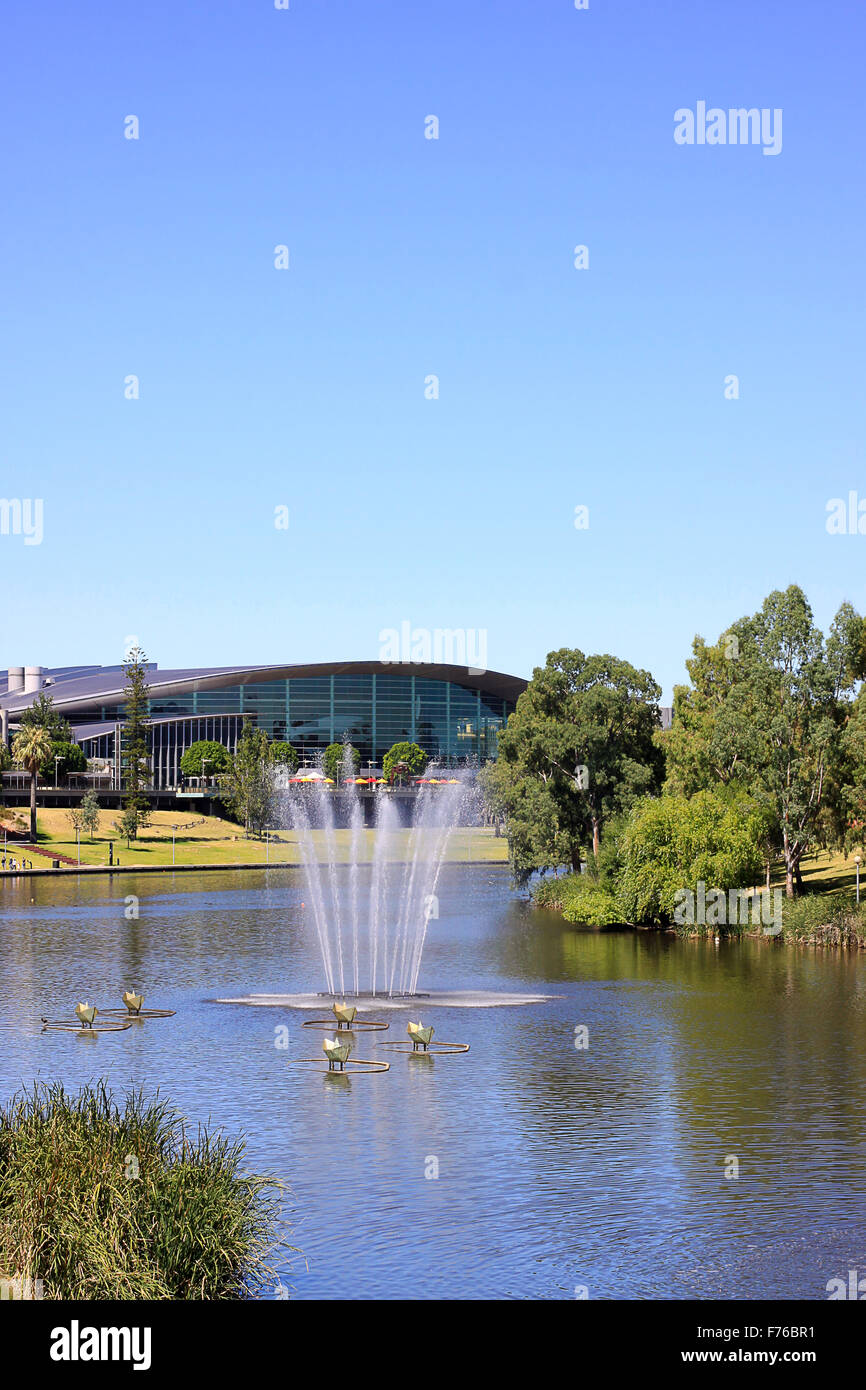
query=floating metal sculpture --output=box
[379,1021,470,1056]
[287,1033,390,1075]
[41,1002,132,1034]
[102,989,175,1020]
[302,1000,389,1033]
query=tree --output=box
[20,692,72,741]
[179,740,232,779]
[11,725,53,839]
[665,587,859,897]
[269,741,299,774]
[323,742,361,782]
[40,740,87,784]
[80,790,101,839]
[113,806,143,849]
[493,650,664,869]
[616,790,767,926]
[119,647,151,840]
[383,742,428,783]
[478,756,575,886]
[69,791,101,845]
[222,727,273,837]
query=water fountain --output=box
[280,749,470,1000]
[219,752,553,1013]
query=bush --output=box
[39,740,87,782]
[533,873,623,926]
[323,742,360,782]
[383,741,428,782]
[0,1081,288,1299]
[782,890,866,944]
[180,740,232,778]
[616,791,765,926]
[269,741,299,773]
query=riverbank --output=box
[532,851,866,948]
[0,810,508,875]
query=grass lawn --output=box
[1,807,509,869]
[783,846,865,896]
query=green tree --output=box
[20,692,72,741]
[323,742,361,781]
[40,740,87,784]
[69,792,100,842]
[494,649,664,868]
[11,725,53,839]
[80,790,101,839]
[383,742,428,783]
[616,790,767,926]
[222,727,273,837]
[119,647,152,840]
[665,587,859,896]
[269,741,299,774]
[113,806,144,850]
[479,756,575,886]
[179,739,232,779]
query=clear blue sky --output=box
[2,0,863,701]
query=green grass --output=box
[1,808,508,869]
[0,1081,290,1299]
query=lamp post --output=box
[54,755,61,789]
[171,824,178,866]
[856,854,861,906]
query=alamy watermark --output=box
[0,498,43,545]
[674,882,783,935]
[674,103,782,157]
[379,622,488,675]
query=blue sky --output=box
[1,0,863,700]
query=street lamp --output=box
[856,854,861,906]
[54,755,61,789]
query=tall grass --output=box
[782,890,866,945]
[0,1080,289,1299]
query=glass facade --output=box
[78,673,515,785]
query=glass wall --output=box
[82,673,516,771]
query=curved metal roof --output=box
[2,661,527,715]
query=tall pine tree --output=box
[120,646,152,839]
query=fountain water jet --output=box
[280,759,472,998]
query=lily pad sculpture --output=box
[41,1003,132,1034]
[322,1036,353,1071]
[102,990,176,1020]
[407,1021,435,1051]
[379,1022,470,1056]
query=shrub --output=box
[179,740,232,779]
[533,872,623,926]
[323,742,360,782]
[0,1081,289,1299]
[269,741,299,773]
[782,890,866,944]
[616,791,765,926]
[383,741,428,782]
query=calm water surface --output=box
[1,866,865,1300]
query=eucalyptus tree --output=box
[492,649,664,871]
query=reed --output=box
[0,1080,290,1299]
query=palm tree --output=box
[11,726,52,841]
